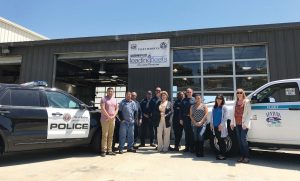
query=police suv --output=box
[0,81,101,156]
[208,78,300,154]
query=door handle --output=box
[0,110,10,114]
[52,112,63,116]
[289,108,300,110]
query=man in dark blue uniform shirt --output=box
[180,88,195,152]
[139,90,154,147]
[173,91,185,151]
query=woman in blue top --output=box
[210,94,229,160]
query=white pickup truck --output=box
[207,78,300,154]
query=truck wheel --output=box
[90,129,101,154]
[210,135,233,154]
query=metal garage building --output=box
[0,22,300,104]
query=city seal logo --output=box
[266,111,282,127]
[160,42,167,49]
[131,43,137,50]
[63,113,72,122]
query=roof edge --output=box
[0,17,49,40]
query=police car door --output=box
[0,88,48,151]
[248,82,300,145]
[44,90,90,146]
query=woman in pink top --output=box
[100,87,118,157]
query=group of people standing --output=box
[99,87,251,163]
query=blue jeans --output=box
[119,121,135,151]
[192,125,205,142]
[235,125,249,158]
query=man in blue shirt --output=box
[131,92,142,149]
[118,91,138,153]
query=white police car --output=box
[208,78,300,154]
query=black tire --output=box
[90,129,101,154]
[209,120,238,157]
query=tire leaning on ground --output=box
[90,129,101,154]
[209,119,238,156]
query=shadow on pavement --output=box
[246,149,300,171]
[0,146,98,167]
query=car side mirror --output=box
[79,103,87,110]
[89,101,95,107]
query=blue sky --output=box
[1,0,300,39]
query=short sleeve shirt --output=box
[100,96,118,121]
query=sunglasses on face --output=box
[187,92,192,93]
[236,92,243,94]
[155,90,161,92]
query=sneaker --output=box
[119,150,124,154]
[107,152,116,156]
[127,149,137,153]
[133,145,139,149]
[100,152,106,157]
[174,147,180,152]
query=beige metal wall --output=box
[0,17,48,43]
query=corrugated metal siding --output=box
[128,68,171,101]
[2,24,300,91]
[0,20,46,43]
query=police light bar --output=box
[21,81,48,87]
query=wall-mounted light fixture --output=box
[98,62,106,74]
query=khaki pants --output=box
[157,119,171,152]
[101,119,115,152]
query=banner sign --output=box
[128,39,170,68]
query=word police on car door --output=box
[47,108,90,139]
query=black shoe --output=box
[196,153,204,157]
[100,152,106,157]
[119,150,124,154]
[150,143,156,147]
[216,155,226,160]
[107,152,116,156]
[242,158,250,163]
[174,147,180,152]
[112,147,118,152]
[183,148,190,152]
[127,149,137,153]
[138,144,146,147]
[168,146,175,151]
